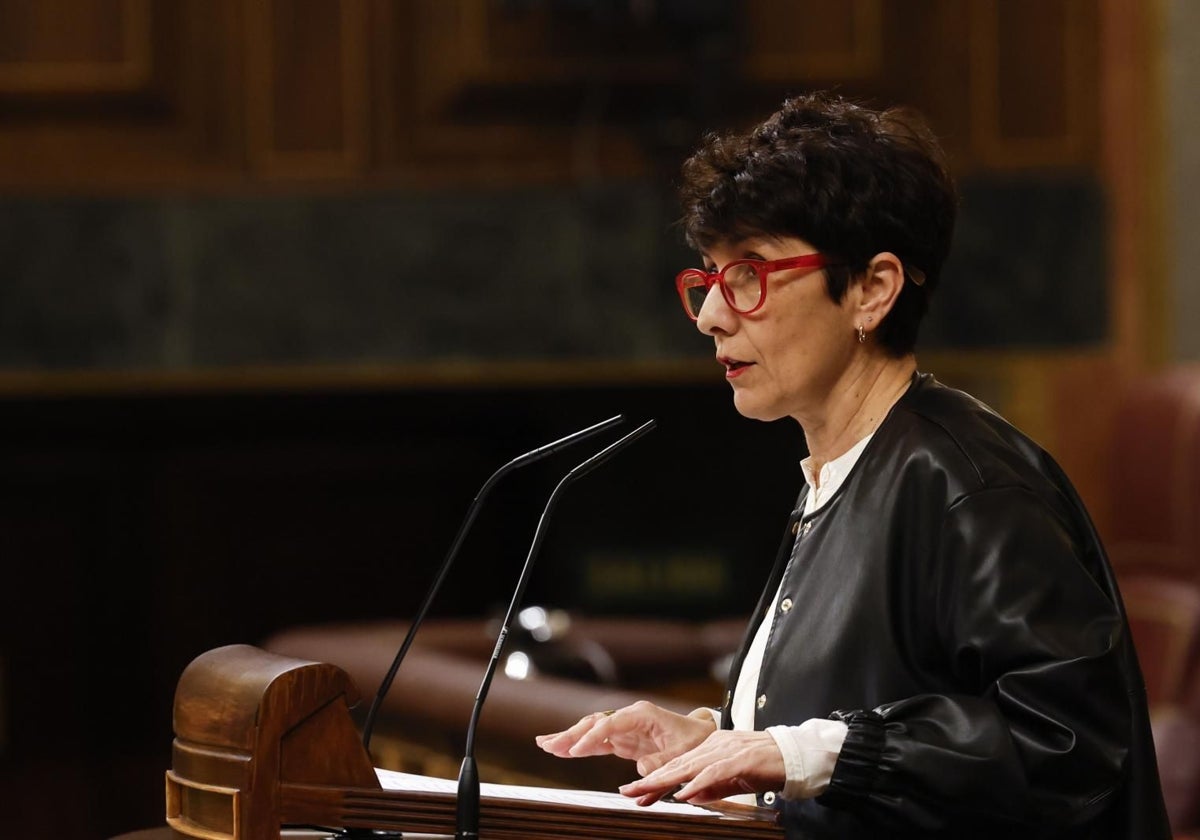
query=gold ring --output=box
[600,709,616,717]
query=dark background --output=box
[0,377,806,836]
[0,0,1159,837]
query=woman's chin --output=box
[731,394,785,423]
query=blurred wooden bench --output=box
[261,613,746,791]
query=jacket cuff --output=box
[817,709,886,809]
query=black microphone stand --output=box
[336,415,625,840]
[455,419,656,840]
[359,414,625,753]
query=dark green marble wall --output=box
[0,175,1105,371]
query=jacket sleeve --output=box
[817,485,1133,831]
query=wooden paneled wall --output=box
[0,5,1169,838]
[0,0,1162,525]
[0,4,1164,539]
[0,0,1107,185]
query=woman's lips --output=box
[719,357,753,379]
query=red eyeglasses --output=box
[675,253,835,320]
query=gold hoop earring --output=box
[857,324,866,343]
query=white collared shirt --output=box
[725,433,873,801]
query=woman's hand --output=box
[617,729,786,806]
[535,701,716,776]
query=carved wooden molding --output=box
[245,0,370,179]
[0,0,153,93]
[375,0,889,182]
[969,0,1095,168]
[745,0,882,81]
[367,0,646,182]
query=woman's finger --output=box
[620,730,785,806]
[535,710,612,757]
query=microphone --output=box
[359,414,626,754]
[455,418,657,840]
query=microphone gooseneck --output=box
[359,414,625,754]
[455,418,657,840]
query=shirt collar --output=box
[800,432,874,513]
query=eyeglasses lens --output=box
[724,263,762,312]
[684,282,709,319]
[680,262,766,318]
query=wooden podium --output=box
[166,644,784,840]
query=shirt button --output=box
[780,597,793,613]
[756,694,767,709]
[763,791,777,805]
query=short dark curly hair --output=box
[677,91,958,356]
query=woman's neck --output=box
[800,356,916,481]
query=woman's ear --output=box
[857,252,905,335]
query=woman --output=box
[535,92,1170,838]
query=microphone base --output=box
[455,754,481,840]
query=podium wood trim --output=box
[167,644,783,840]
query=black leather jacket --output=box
[721,373,1170,839]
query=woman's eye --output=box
[726,265,756,286]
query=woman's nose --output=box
[695,283,733,336]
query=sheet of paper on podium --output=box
[376,768,778,821]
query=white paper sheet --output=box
[375,768,725,818]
